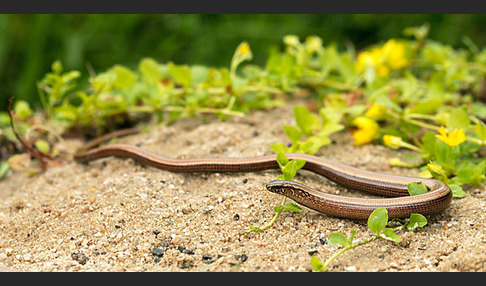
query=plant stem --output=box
[321,236,379,271]
[246,197,287,233]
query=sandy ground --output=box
[0,102,485,272]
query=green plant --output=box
[310,207,428,272]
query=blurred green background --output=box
[1,14,486,111]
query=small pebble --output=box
[152,247,165,257]
[319,237,327,245]
[233,214,240,221]
[202,206,214,213]
[71,252,89,265]
[310,241,317,248]
[202,254,213,260]
[157,241,169,249]
[308,250,318,256]
[242,178,248,184]
[235,254,248,262]
[182,248,195,255]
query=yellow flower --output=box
[365,103,387,120]
[356,48,390,78]
[283,35,300,47]
[435,126,466,147]
[237,42,251,57]
[383,135,403,149]
[352,116,380,145]
[356,39,408,78]
[382,39,408,70]
[305,35,323,54]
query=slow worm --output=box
[74,138,451,219]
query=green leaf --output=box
[420,131,437,160]
[446,107,470,132]
[449,184,466,198]
[276,152,289,167]
[111,65,136,90]
[406,99,442,115]
[282,203,303,213]
[51,60,63,74]
[283,125,302,144]
[293,105,322,136]
[367,207,388,234]
[347,229,357,245]
[327,233,348,247]
[271,143,289,154]
[300,136,330,155]
[273,205,283,212]
[475,121,486,142]
[407,213,428,231]
[434,140,460,170]
[382,228,402,242]
[310,256,325,272]
[456,168,485,186]
[139,57,163,84]
[14,100,33,121]
[168,62,192,87]
[407,182,428,196]
[190,65,209,85]
[34,139,51,155]
[281,159,306,181]
[0,161,9,180]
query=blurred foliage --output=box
[2,14,486,111]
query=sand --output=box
[0,102,485,272]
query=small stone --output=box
[242,178,248,184]
[202,254,213,260]
[182,248,195,255]
[240,254,248,262]
[308,250,318,256]
[152,247,165,257]
[319,237,327,245]
[233,214,240,221]
[177,245,186,252]
[71,252,89,265]
[157,241,169,249]
[201,206,214,213]
[310,241,317,248]
[5,248,13,256]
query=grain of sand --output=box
[0,102,485,272]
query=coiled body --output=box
[74,143,451,219]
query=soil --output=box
[0,102,485,272]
